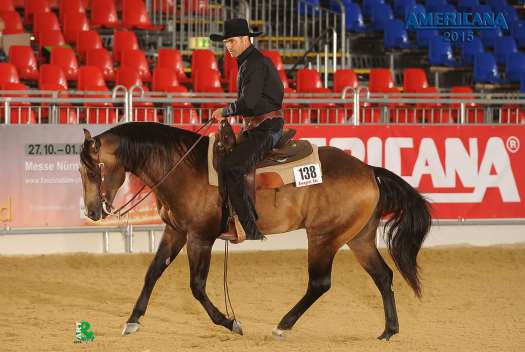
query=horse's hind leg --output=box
[274,239,338,337]
[186,236,241,334]
[348,218,399,341]
[123,224,187,335]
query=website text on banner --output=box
[0,125,523,228]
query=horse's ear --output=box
[83,128,93,142]
[83,128,99,153]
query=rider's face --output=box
[223,36,249,58]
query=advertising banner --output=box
[293,124,525,219]
[1,124,523,228]
[0,125,160,228]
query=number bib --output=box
[293,163,323,187]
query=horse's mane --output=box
[97,122,209,173]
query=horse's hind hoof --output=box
[232,320,243,335]
[272,327,285,340]
[377,328,398,341]
[122,322,141,336]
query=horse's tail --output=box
[373,166,431,298]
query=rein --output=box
[94,119,238,322]
[97,120,214,218]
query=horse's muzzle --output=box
[87,209,102,221]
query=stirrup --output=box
[218,232,238,241]
[218,215,246,244]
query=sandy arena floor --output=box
[1,246,524,352]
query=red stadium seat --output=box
[280,69,302,123]
[368,68,400,93]
[332,69,358,120]
[412,86,448,123]
[122,0,163,30]
[157,48,190,84]
[500,105,525,124]
[39,29,65,50]
[172,108,199,124]
[152,67,193,121]
[116,66,148,89]
[78,66,109,90]
[8,45,39,80]
[278,70,293,92]
[296,68,331,93]
[37,64,76,123]
[228,63,238,92]
[0,63,20,85]
[367,69,402,120]
[333,69,358,93]
[449,86,484,123]
[192,67,223,92]
[24,0,51,24]
[154,0,208,15]
[184,0,209,14]
[262,50,284,71]
[78,66,116,123]
[112,31,139,62]
[38,64,67,90]
[1,11,24,34]
[86,48,115,81]
[403,68,431,93]
[117,67,156,121]
[296,69,339,123]
[191,49,218,77]
[59,0,85,22]
[85,107,118,124]
[91,0,119,28]
[152,67,180,91]
[192,67,222,121]
[33,12,60,41]
[121,49,152,82]
[50,47,79,80]
[223,50,237,83]
[153,0,174,13]
[63,12,90,44]
[77,30,103,61]
[283,107,310,124]
[191,50,221,106]
[0,0,15,12]
[0,82,36,124]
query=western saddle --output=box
[213,120,313,242]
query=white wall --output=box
[0,224,524,255]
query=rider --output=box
[210,18,285,241]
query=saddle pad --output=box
[208,134,321,187]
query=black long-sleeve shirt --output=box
[222,45,284,117]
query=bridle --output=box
[91,120,214,218]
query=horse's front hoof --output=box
[122,322,141,336]
[377,327,398,341]
[272,327,285,340]
[232,320,243,335]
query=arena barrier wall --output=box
[1,124,524,227]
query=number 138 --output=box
[299,166,317,180]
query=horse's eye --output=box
[86,169,97,179]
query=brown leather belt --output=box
[243,110,283,130]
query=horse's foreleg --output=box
[123,225,187,335]
[348,223,399,341]
[274,241,337,337]
[186,236,241,334]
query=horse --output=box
[79,122,431,340]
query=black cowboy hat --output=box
[210,18,263,42]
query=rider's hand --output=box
[212,108,226,122]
